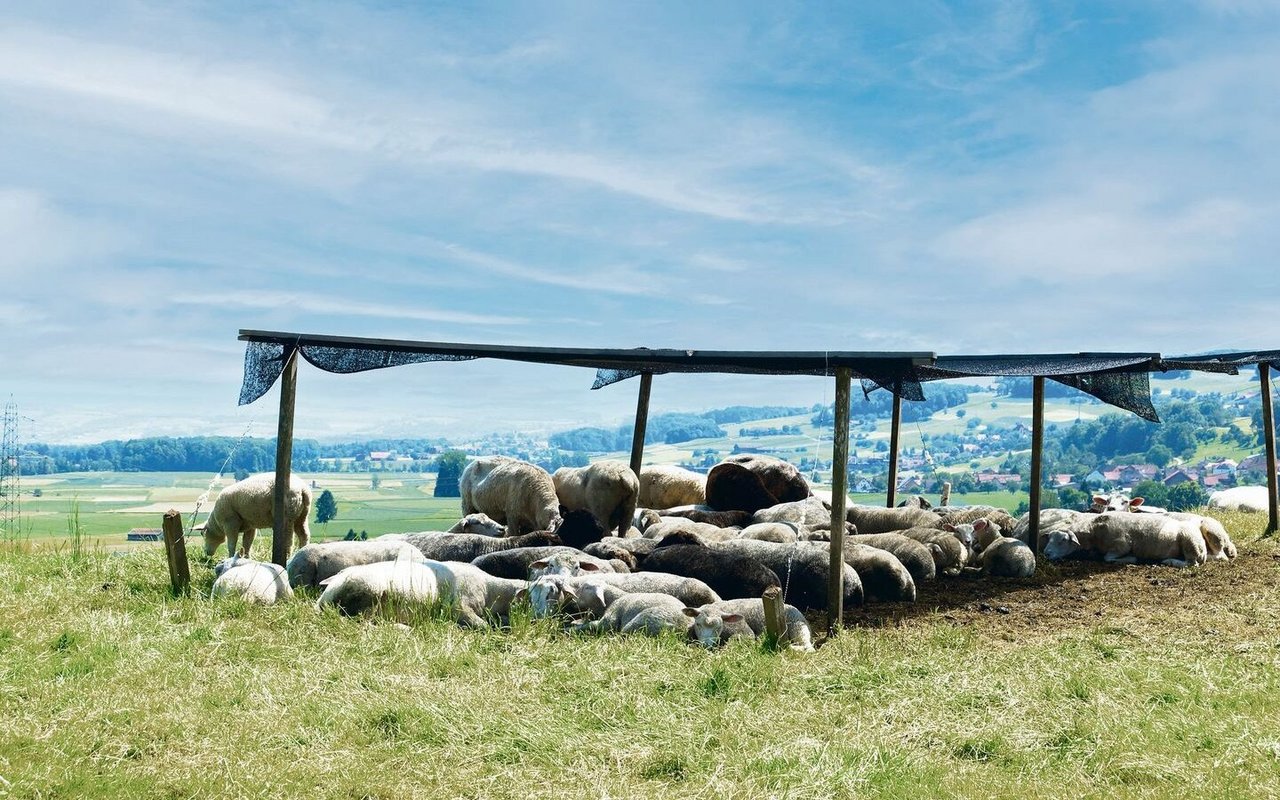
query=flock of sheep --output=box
[198,454,1241,650]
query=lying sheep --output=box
[736,522,803,543]
[422,560,528,628]
[574,592,693,637]
[710,539,863,612]
[967,520,1035,578]
[897,527,969,575]
[1010,508,1095,550]
[553,461,639,538]
[847,533,937,585]
[1208,485,1271,513]
[202,472,312,560]
[684,598,814,652]
[470,546,623,580]
[720,454,811,503]
[584,536,660,562]
[751,497,838,534]
[643,518,739,542]
[551,508,607,551]
[934,505,1018,534]
[400,530,563,563]
[639,465,707,508]
[526,574,626,619]
[1044,513,1208,567]
[316,559,438,619]
[446,513,506,537]
[286,540,424,589]
[460,456,562,536]
[650,505,753,529]
[528,551,612,579]
[818,541,917,602]
[845,504,941,535]
[210,558,294,604]
[1165,512,1237,560]
[639,542,781,601]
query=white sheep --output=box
[683,598,814,652]
[553,460,640,538]
[1208,486,1271,513]
[638,465,707,508]
[967,519,1035,578]
[422,560,529,628]
[316,559,439,619]
[446,513,507,537]
[210,557,294,604]
[286,540,424,589]
[643,518,738,542]
[1044,513,1208,567]
[201,472,312,560]
[460,456,562,536]
[573,592,692,637]
[528,571,722,619]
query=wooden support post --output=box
[886,392,902,508]
[272,346,299,568]
[761,585,785,649]
[162,509,190,596]
[629,372,653,478]
[828,367,852,637]
[1029,376,1045,552]
[940,481,952,507]
[1261,363,1278,536]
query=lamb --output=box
[817,541,917,602]
[896,527,969,575]
[845,504,941,535]
[286,540,424,589]
[316,559,438,619]
[639,465,707,508]
[639,542,781,600]
[470,546,623,580]
[400,530,563,563]
[201,472,312,560]
[684,598,814,652]
[210,557,294,604]
[967,519,1035,578]
[574,592,693,637]
[526,574,628,619]
[709,539,863,612]
[1165,513,1237,560]
[553,460,639,538]
[422,560,528,628]
[446,513,506,537]
[460,456,562,536]
[528,551,613,579]
[1043,513,1208,567]
[847,533,937,585]
[1208,485,1271,513]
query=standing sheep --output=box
[553,461,640,538]
[201,472,312,560]
[460,456,562,536]
[639,465,707,508]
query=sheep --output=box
[896,527,969,575]
[210,558,294,604]
[446,513,506,537]
[736,522,802,543]
[751,497,839,534]
[639,465,707,508]
[574,592,693,637]
[316,559,439,619]
[470,546,623,580]
[709,539,863,611]
[649,505,753,529]
[1165,512,1237,560]
[400,530,563,563]
[553,461,639,538]
[526,574,628,619]
[589,571,721,608]
[550,508,607,551]
[845,504,942,535]
[421,560,528,628]
[847,533,938,585]
[896,495,933,509]
[817,541,917,602]
[684,598,814,652]
[967,519,1035,578]
[705,462,784,513]
[1010,508,1095,550]
[528,551,614,579]
[1044,513,1208,567]
[286,540,424,589]
[460,456,562,536]
[584,536,658,562]
[933,505,1018,534]
[634,508,663,533]
[1208,485,1271,513]
[201,472,312,560]
[720,454,811,503]
[643,518,739,542]
[638,542,781,601]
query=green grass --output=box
[1,510,1277,798]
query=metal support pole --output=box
[886,392,902,508]
[272,346,299,567]
[629,372,653,478]
[1029,376,1045,551]
[1260,363,1278,536]
[828,367,852,636]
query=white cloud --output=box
[174,291,528,326]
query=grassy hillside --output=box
[0,512,1276,798]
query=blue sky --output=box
[2,1,1277,443]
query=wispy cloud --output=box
[175,291,528,326]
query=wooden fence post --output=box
[272,346,299,567]
[162,509,190,596]
[629,372,653,478]
[761,585,785,649]
[1029,376,1045,551]
[886,392,902,508]
[828,367,852,637]
[1260,363,1278,536]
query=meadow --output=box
[0,504,1277,798]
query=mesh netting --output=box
[1164,350,1280,374]
[592,359,929,400]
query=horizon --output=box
[4,2,1279,444]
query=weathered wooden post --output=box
[272,346,299,568]
[162,508,190,596]
[828,367,852,636]
[1028,376,1046,551]
[761,585,786,649]
[1260,363,1278,536]
[886,392,902,508]
[940,480,952,507]
[629,372,653,478]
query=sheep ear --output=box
[514,588,527,601]
[1130,497,1145,508]
[592,585,606,606]
[974,519,988,531]
[561,584,578,600]
[929,543,944,559]
[682,607,700,618]
[529,560,548,570]
[943,524,956,532]
[318,575,339,588]
[722,614,744,624]
[577,562,600,572]
[1092,495,1107,506]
